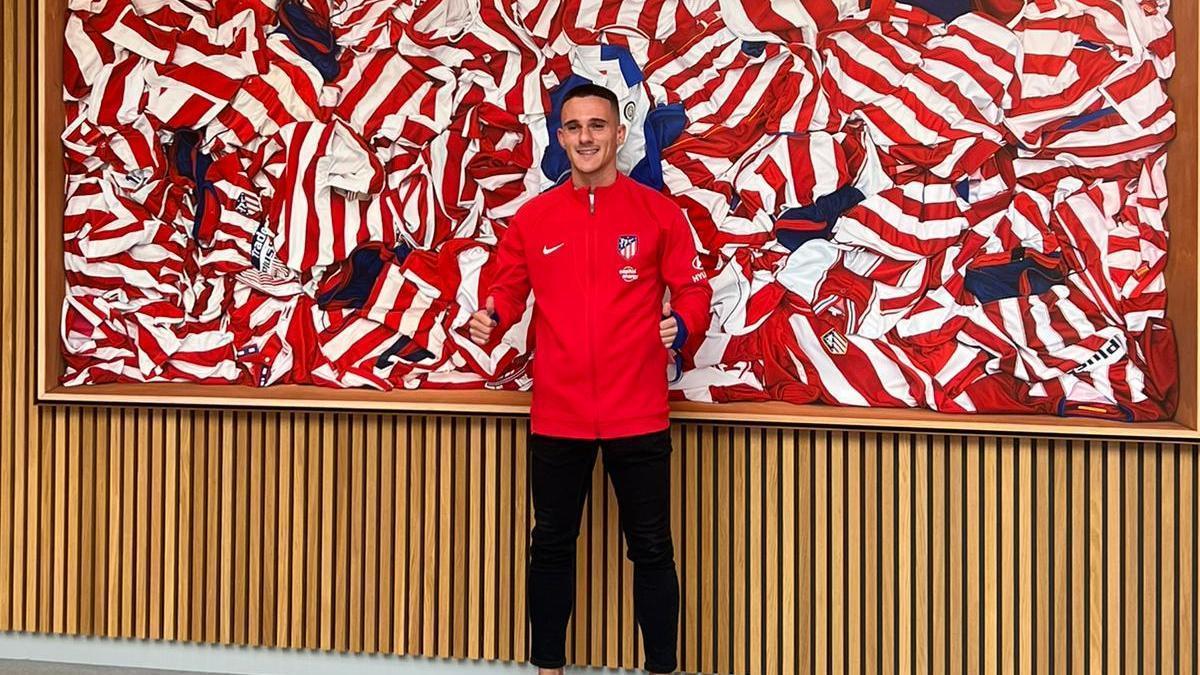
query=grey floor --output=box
[0,662,227,675]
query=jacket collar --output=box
[567,172,626,205]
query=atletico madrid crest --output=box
[618,235,638,260]
[821,329,849,356]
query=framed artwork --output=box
[37,0,1200,439]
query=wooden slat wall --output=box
[0,412,1198,675]
[4,5,1200,675]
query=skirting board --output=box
[0,634,632,675]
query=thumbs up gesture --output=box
[469,296,499,346]
[659,300,678,349]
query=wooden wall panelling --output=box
[2,408,1197,674]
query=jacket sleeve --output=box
[485,211,532,336]
[660,206,712,356]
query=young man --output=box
[467,83,712,674]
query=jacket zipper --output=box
[586,186,599,436]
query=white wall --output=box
[0,634,633,675]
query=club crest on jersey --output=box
[618,235,638,260]
[623,101,636,121]
[619,265,638,282]
[234,191,261,217]
[821,329,849,355]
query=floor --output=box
[0,662,224,675]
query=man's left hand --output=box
[659,301,677,349]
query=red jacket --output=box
[487,173,713,439]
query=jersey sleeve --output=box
[660,206,713,355]
[485,211,532,336]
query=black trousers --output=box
[527,427,680,673]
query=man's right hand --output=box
[468,295,499,346]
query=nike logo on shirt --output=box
[543,243,565,255]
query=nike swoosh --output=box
[543,243,565,255]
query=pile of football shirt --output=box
[61,0,1179,421]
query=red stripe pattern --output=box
[59,0,1179,419]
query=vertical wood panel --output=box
[467,418,482,660]
[879,434,896,675]
[1018,439,1034,675]
[679,424,695,670]
[52,409,66,634]
[862,434,878,675]
[421,419,437,655]
[290,415,306,647]
[512,418,529,663]
[381,417,399,654]
[1144,445,1159,675]
[0,0,15,631]
[66,408,80,635]
[965,438,981,675]
[1087,442,1103,675]
[999,438,1015,675]
[218,415,233,644]
[163,411,177,642]
[123,413,136,638]
[765,429,779,675]
[260,414,276,648]
[947,438,964,675]
[717,427,733,675]
[1052,439,1067,675]
[701,425,717,674]
[1036,440,1052,675]
[1105,442,1122,675]
[452,418,468,659]
[411,417,428,655]
[846,433,862,675]
[180,415,193,640]
[93,411,109,636]
[913,436,930,675]
[346,416,363,653]
[496,419,512,661]
[814,430,830,675]
[912,432,931,672]
[931,437,947,675]
[831,432,846,675]
[481,419,495,661]
[1160,445,1176,675]
[1179,448,1195,675]
[303,418,319,648]
[783,431,799,675]
[1125,446,1141,675]
[982,436,998,675]
[1069,441,1085,675]
[321,415,336,652]
[749,428,764,675]
[733,428,747,673]
[896,434,913,675]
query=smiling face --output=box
[557,94,626,187]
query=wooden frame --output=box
[35,0,1200,440]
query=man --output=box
[468,83,712,674]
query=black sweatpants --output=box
[526,427,679,673]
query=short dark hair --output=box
[562,83,620,117]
